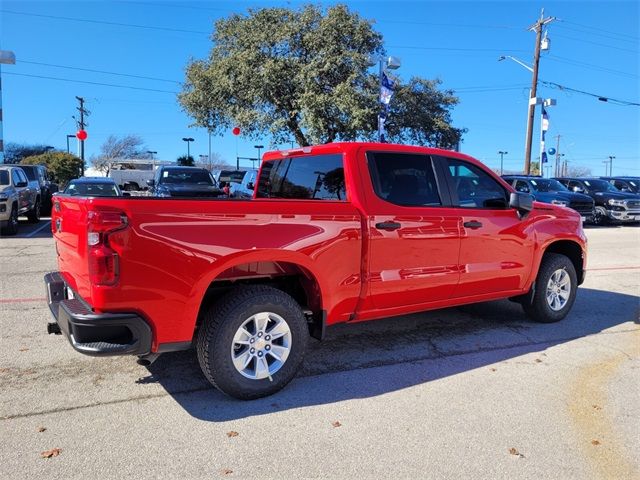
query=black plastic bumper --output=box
[44,272,152,357]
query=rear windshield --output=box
[19,166,37,180]
[160,169,214,185]
[256,154,345,200]
[66,182,120,197]
[0,170,9,185]
[219,170,247,184]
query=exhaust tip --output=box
[137,353,160,366]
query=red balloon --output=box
[76,130,88,141]
[232,127,241,136]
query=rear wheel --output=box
[523,253,577,323]
[2,204,19,236]
[197,285,308,400]
[27,198,41,223]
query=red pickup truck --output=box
[46,142,587,399]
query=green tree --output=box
[179,4,464,148]
[177,155,195,166]
[21,152,83,187]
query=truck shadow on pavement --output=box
[142,287,639,422]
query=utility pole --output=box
[75,96,89,175]
[523,9,556,175]
[608,155,615,176]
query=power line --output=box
[388,44,529,53]
[551,33,639,54]
[2,9,209,34]
[540,80,640,106]
[558,19,639,41]
[555,23,639,44]
[20,60,182,84]
[4,72,179,94]
[545,55,639,79]
[380,20,518,30]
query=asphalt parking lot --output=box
[1,220,638,479]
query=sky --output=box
[1,0,638,176]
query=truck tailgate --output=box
[51,196,91,301]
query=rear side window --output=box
[367,152,441,206]
[20,166,37,181]
[256,154,345,200]
[446,158,508,208]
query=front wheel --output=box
[1,205,19,235]
[591,206,608,226]
[523,253,578,323]
[197,285,309,400]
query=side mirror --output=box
[509,192,534,216]
[146,179,155,187]
[246,182,254,190]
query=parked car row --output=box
[501,175,640,226]
[0,164,59,236]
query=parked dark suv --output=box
[147,166,223,198]
[600,176,640,194]
[17,164,59,216]
[554,177,640,225]
[502,175,595,222]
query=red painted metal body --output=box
[51,143,587,352]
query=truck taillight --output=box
[87,210,128,286]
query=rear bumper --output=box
[44,272,152,356]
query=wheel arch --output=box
[192,253,327,340]
[540,239,585,286]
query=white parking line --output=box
[25,220,52,238]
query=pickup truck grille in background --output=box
[626,200,640,210]
[569,201,594,215]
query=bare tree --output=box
[566,165,592,177]
[91,134,151,173]
[195,152,233,172]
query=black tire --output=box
[197,285,309,400]
[2,204,19,236]
[592,206,608,226]
[523,253,577,323]
[27,197,41,223]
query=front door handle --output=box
[463,220,483,229]
[375,221,402,231]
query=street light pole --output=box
[182,137,194,158]
[66,134,75,154]
[254,144,264,169]
[498,151,508,175]
[608,155,615,176]
[0,49,16,164]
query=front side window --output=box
[515,180,530,193]
[256,154,345,200]
[12,170,23,185]
[367,152,441,206]
[446,158,508,208]
[0,170,10,185]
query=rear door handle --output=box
[375,221,402,231]
[463,220,483,229]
